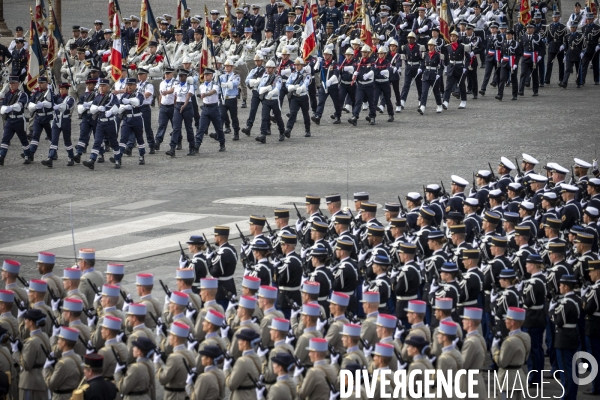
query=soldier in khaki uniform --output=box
[12,309,50,400]
[435,321,464,400]
[257,286,284,349]
[399,300,431,362]
[491,307,531,400]
[228,296,261,359]
[0,326,18,400]
[159,291,194,356]
[370,314,402,372]
[224,328,262,400]
[186,345,225,400]
[59,298,90,358]
[294,303,323,368]
[260,317,294,386]
[98,315,128,381]
[42,327,83,400]
[296,337,337,400]
[194,278,224,342]
[226,277,263,331]
[369,343,397,400]
[459,307,486,398]
[115,336,156,400]
[21,280,53,338]
[194,309,228,374]
[430,298,463,358]
[155,322,196,400]
[35,252,65,304]
[359,292,380,348]
[174,268,203,315]
[260,352,296,400]
[404,336,434,395]
[326,292,350,356]
[60,268,89,325]
[125,303,156,364]
[2,260,28,318]
[0,290,19,344]
[90,284,125,350]
[290,282,326,338]
[99,264,130,312]
[77,249,104,307]
[340,323,368,370]
[135,274,161,331]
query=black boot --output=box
[41,158,53,168]
[67,158,74,166]
[304,131,311,137]
[165,146,176,157]
[124,147,132,156]
[241,100,247,108]
[114,159,121,169]
[370,117,376,125]
[255,135,266,144]
[224,125,231,134]
[284,129,291,138]
[279,134,285,142]
[311,116,320,125]
[0,156,4,166]
[139,156,145,165]
[73,154,81,163]
[365,115,371,122]
[23,155,33,164]
[242,127,251,136]
[187,146,196,156]
[219,144,226,152]
[149,146,156,154]
[387,115,394,122]
[233,133,240,141]
[83,159,95,170]
[97,154,105,163]
[333,117,341,124]
[176,142,183,150]
[348,116,357,126]
[154,143,161,151]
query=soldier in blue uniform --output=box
[0,76,30,166]
[348,45,376,126]
[496,29,521,100]
[41,83,76,168]
[443,31,469,110]
[284,57,312,139]
[273,3,289,40]
[255,60,285,144]
[419,39,443,114]
[518,23,542,96]
[219,60,241,141]
[82,78,120,170]
[195,69,226,153]
[324,0,343,30]
[27,77,55,159]
[479,22,503,96]
[167,69,195,157]
[400,32,424,111]
[112,78,146,168]
[311,48,341,125]
[74,78,98,163]
[208,226,238,310]
[545,11,567,85]
[560,22,585,88]
[580,12,600,86]
[242,54,266,137]
[10,38,28,83]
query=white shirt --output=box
[173,80,194,103]
[159,79,176,105]
[138,79,154,106]
[113,78,127,99]
[198,81,219,105]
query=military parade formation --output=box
[1,0,600,167]
[0,153,598,399]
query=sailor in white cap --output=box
[515,153,539,185]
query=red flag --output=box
[439,0,452,43]
[47,2,59,66]
[199,6,214,79]
[359,2,372,49]
[352,0,362,22]
[137,0,152,53]
[520,0,532,25]
[110,13,123,81]
[34,0,45,36]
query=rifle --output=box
[203,233,215,253]
[17,276,29,289]
[79,336,96,353]
[247,373,264,391]
[149,312,168,337]
[440,181,449,200]
[236,224,250,246]
[159,280,172,297]
[41,345,53,361]
[47,312,61,329]
[570,166,575,185]
[82,307,97,321]
[515,157,523,178]
[325,376,337,394]
[120,290,132,304]
[347,209,362,230]
[422,185,429,206]
[179,241,190,262]
[13,298,26,311]
[397,196,408,217]
[488,162,498,182]
[47,287,59,303]
[472,172,478,191]
[87,279,101,296]
[111,346,125,369]
[265,219,276,238]
[293,203,306,222]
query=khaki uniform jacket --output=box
[140,295,162,330]
[325,316,349,356]
[359,313,379,348]
[227,308,264,333]
[160,315,194,356]
[407,355,434,396]
[189,366,225,400]
[20,302,53,339]
[459,331,486,399]
[14,331,51,391]
[6,283,28,318]
[297,361,337,400]
[195,333,228,373]
[193,301,224,342]
[126,325,156,364]
[400,323,432,362]
[492,330,531,396]
[43,351,83,400]
[371,367,396,400]
[435,346,464,400]
[91,308,125,350]
[262,341,295,384]
[340,347,369,370]
[229,320,261,359]
[99,340,129,380]
[0,312,19,342]
[79,269,104,306]
[267,376,297,400]
[116,357,156,400]
[225,351,261,400]
[49,320,90,359]
[42,273,66,305]
[291,303,326,338]
[259,308,284,349]
[369,337,401,373]
[157,347,196,400]
[295,329,322,368]
[60,291,89,324]
[0,345,18,400]
[431,318,463,358]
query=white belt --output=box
[449,60,464,64]
[528,305,544,310]
[396,295,418,301]
[593,312,600,317]
[406,61,420,66]
[562,323,577,328]
[375,78,389,82]
[318,296,328,301]
[426,66,437,70]
[36,111,53,116]
[99,117,115,122]
[358,80,373,85]
[217,276,233,281]
[341,80,353,85]
[484,290,491,294]
[125,113,142,118]
[8,114,24,119]
[279,286,301,291]
[458,300,478,306]
[225,96,238,99]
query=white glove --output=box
[226,299,238,312]
[245,44,253,49]
[53,104,60,110]
[51,298,61,311]
[155,325,164,337]
[267,89,278,98]
[4,106,12,113]
[343,66,354,73]
[117,331,126,342]
[316,318,327,331]
[452,337,460,346]
[593,159,598,170]
[187,339,198,351]
[114,362,126,374]
[35,102,44,109]
[86,347,95,355]
[418,26,428,33]
[186,368,197,385]
[400,22,408,29]
[342,38,350,46]
[339,34,347,40]
[492,337,501,348]
[381,70,389,78]
[444,66,448,73]
[84,101,92,109]
[596,45,600,52]
[429,281,439,294]
[394,328,404,340]
[293,366,304,378]
[256,387,266,400]
[257,346,269,357]
[580,52,585,59]
[330,353,339,364]
[295,219,304,231]
[417,68,422,75]
[220,325,230,338]
[295,85,305,95]
[105,110,113,118]
[398,360,407,370]
[121,98,130,104]
[470,52,474,57]
[290,308,300,321]
[393,67,398,74]
[549,300,557,312]
[364,345,373,358]
[582,285,591,297]
[363,70,374,80]
[516,281,524,292]
[463,68,467,73]
[97,106,106,112]
[10,341,20,353]
[490,289,498,303]
[123,303,130,313]
[300,247,309,259]
[537,56,542,62]
[185,308,197,320]
[559,45,565,52]
[282,68,292,78]
[287,84,297,92]
[379,35,385,40]
[21,68,26,75]
[93,292,102,304]
[153,352,163,364]
[44,357,56,369]
[542,7,547,12]
[178,254,188,268]
[224,357,233,371]
[52,325,61,337]
[285,334,296,345]
[436,74,440,79]
[512,64,518,71]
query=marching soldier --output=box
[79,354,118,400]
[186,344,225,400]
[461,24,482,99]
[1,260,27,316]
[255,60,285,143]
[399,32,424,111]
[262,352,296,400]
[580,12,600,86]
[545,12,567,85]
[224,329,261,400]
[179,236,209,287]
[22,280,52,338]
[208,226,238,310]
[154,322,196,400]
[399,300,431,361]
[559,21,584,88]
[459,308,486,398]
[518,23,542,96]
[219,59,242,141]
[430,298,464,357]
[195,309,228,372]
[0,75,31,166]
[77,249,103,307]
[360,291,380,347]
[295,303,323,367]
[97,315,128,381]
[479,22,503,96]
[457,249,484,318]
[125,303,155,363]
[284,57,312,139]
[312,48,341,125]
[340,323,368,369]
[257,286,284,349]
[434,320,464,393]
[373,46,395,121]
[115,336,156,400]
[522,254,547,386]
[296,338,337,400]
[35,252,65,303]
[242,54,266,137]
[42,327,83,400]
[443,31,469,110]
[273,234,302,319]
[114,78,146,167]
[59,298,90,358]
[419,39,443,114]
[326,292,350,356]
[0,289,18,340]
[90,284,125,350]
[496,29,521,100]
[260,317,294,385]
[348,46,376,127]
[228,296,261,359]
[307,247,334,315]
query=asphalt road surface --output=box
[2,0,599,397]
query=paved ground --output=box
[2,0,600,397]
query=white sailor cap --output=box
[560,184,579,193]
[476,170,492,178]
[405,192,422,201]
[585,207,599,217]
[551,163,569,174]
[529,173,548,183]
[520,201,535,210]
[500,156,516,170]
[574,158,592,168]
[522,153,539,165]
[463,197,479,207]
[451,175,469,187]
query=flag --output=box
[176,0,188,28]
[359,1,372,49]
[46,1,59,65]
[282,0,292,8]
[110,13,123,81]
[199,5,214,80]
[232,0,239,9]
[109,0,122,30]
[34,0,46,36]
[588,0,597,16]
[520,0,531,25]
[352,0,362,22]
[301,0,317,60]
[137,0,158,53]
[27,15,45,91]
[439,0,452,43]
[223,3,232,35]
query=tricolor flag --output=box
[176,0,188,29]
[110,13,123,82]
[26,15,45,91]
[137,0,158,54]
[520,0,531,25]
[34,0,46,36]
[359,1,373,49]
[200,5,214,80]
[587,0,597,17]
[439,0,452,43]
[109,0,122,30]
[301,0,317,60]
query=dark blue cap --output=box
[126,78,138,84]
[441,262,458,273]
[428,230,444,240]
[236,328,260,342]
[526,254,543,264]
[373,254,391,266]
[499,268,516,279]
[186,235,206,245]
[98,78,110,85]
